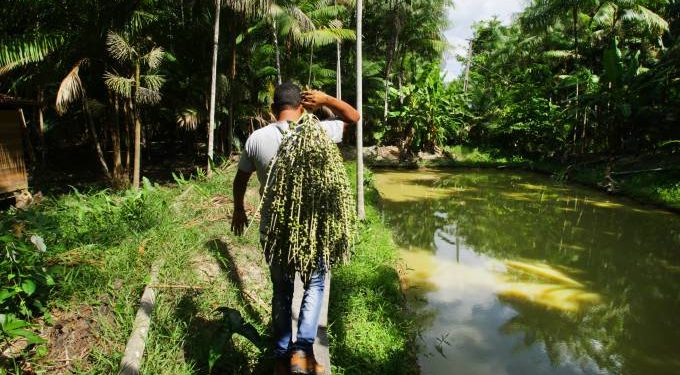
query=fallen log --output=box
[118,262,160,375]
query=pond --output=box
[373,168,680,375]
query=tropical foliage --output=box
[0,0,451,185]
[462,0,679,161]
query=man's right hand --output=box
[231,207,248,235]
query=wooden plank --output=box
[0,110,28,194]
[292,273,331,374]
[118,263,160,375]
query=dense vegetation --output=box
[1,0,678,371]
[1,0,450,188]
[463,0,679,163]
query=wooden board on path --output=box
[292,273,331,374]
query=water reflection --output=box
[374,169,680,375]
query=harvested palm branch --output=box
[261,113,356,280]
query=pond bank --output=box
[353,145,680,213]
[1,164,416,374]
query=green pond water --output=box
[373,169,680,375]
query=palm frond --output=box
[593,2,617,28]
[142,74,166,92]
[544,49,577,60]
[104,72,134,98]
[107,31,135,63]
[129,10,158,32]
[176,107,202,130]
[136,86,162,105]
[300,27,355,47]
[622,5,669,36]
[0,34,64,75]
[223,0,270,17]
[256,66,279,78]
[56,59,88,115]
[288,5,315,32]
[143,47,165,69]
[308,4,344,20]
[330,19,343,28]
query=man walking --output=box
[231,82,360,374]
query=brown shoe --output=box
[290,350,325,375]
[274,357,290,375]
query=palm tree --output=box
[271,0,355,85]
[208,0,222,178]
[104,31,165,190]
[55,59,112,181]
[356,0,365,220]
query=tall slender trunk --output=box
[111,95,124,185]
[227,33,237,157]
[83,96,112,180]
[356,0,365,220]
[124,99,132,173]
[463,40,473,92]
[580,107,588,154]
[572,5,580,155]
[273,17,282,84]
[208,0,221,177]
[132,62,142,189]
[383,24,399,121]
[336,40,342,99]
[37,88,46,162]
[335,0,341,99]
[308,43,314,87]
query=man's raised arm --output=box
[302,90,360,124]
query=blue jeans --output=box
[270,261,326,358]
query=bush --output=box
[0,231,54,344]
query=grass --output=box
[328,164,417,375]
[1,163,417,374]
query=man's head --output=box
[272,82,303,118]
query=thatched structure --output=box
[0,94,33,196]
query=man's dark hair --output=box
[273,82,302,112]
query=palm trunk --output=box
[383,34,398,121]
[335,0,341,99]
[111,95,125,185]
[208,0,221,177]
[227,34,237,157]
[124,99,132,174]
[132,62,142,190]
[83,96,112,181]
[383,14,400,121]
[273,17,282,84]
[336,40,342,99]
[356,0,365,220]
[573,5,580,154]
[308,43,314,87]
[37,88,46,162]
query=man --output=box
[231,82,360,375]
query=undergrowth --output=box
[1,164,417,374]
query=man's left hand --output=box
[301,90,328,110]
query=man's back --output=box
[237,119,344,189]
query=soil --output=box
[35,297,116,374]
